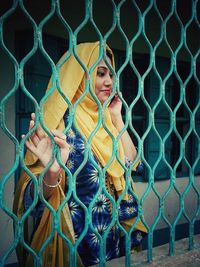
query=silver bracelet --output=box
[43,173,62,188]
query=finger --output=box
[54,136,70,149]
[31,113,35,121]
[30,132,40,146]
[30,113,46,140]
[22,135,38,155]
[116,92,122,98]
[37,125,46,140]
[51,129,66,140]
[115,92,122,102]
[29,119,35,131]
[51,129,68,149]
[27,120,40,145]
[23,129,40,147]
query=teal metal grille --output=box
[0,0,200,266]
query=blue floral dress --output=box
[24,112,145,266]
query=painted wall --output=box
[0,34,17,264]
[137,176,200,230]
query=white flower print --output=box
[74,232,79,241]
[77,139,85,153]
[67,159,74,170]
[88,168,99,184]
[94,222,108,235]
[128,194,133,203]
[136,231,143,242]
[106,247,117,261]
[89,232,99,248]
[67,129,75,139]
[92,194,108,214]
[126,206,137,215]
[69,200,79,218]
[69,143,76,155]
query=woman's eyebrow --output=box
[97,66,109,70]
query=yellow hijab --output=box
[13,41,147,267]
[26,41,126,193]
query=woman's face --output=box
[95,57,113,103]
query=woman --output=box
[13,41,147,267]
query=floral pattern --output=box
[64,112,145,266]
[24,111,145,266]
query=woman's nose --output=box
[104,74,112,86]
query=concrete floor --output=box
[142,249,200,267]
[133,234,200,267]
[92,234,200,267]
[6,235,200,267]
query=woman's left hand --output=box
[108,93,123,125]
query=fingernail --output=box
[62,135,66,140]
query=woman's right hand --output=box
[22,113,70,174]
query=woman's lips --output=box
[101,89,111,93]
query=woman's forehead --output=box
[98,57,112,67]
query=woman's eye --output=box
[109,72,113,78]
[97,71,105,77]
